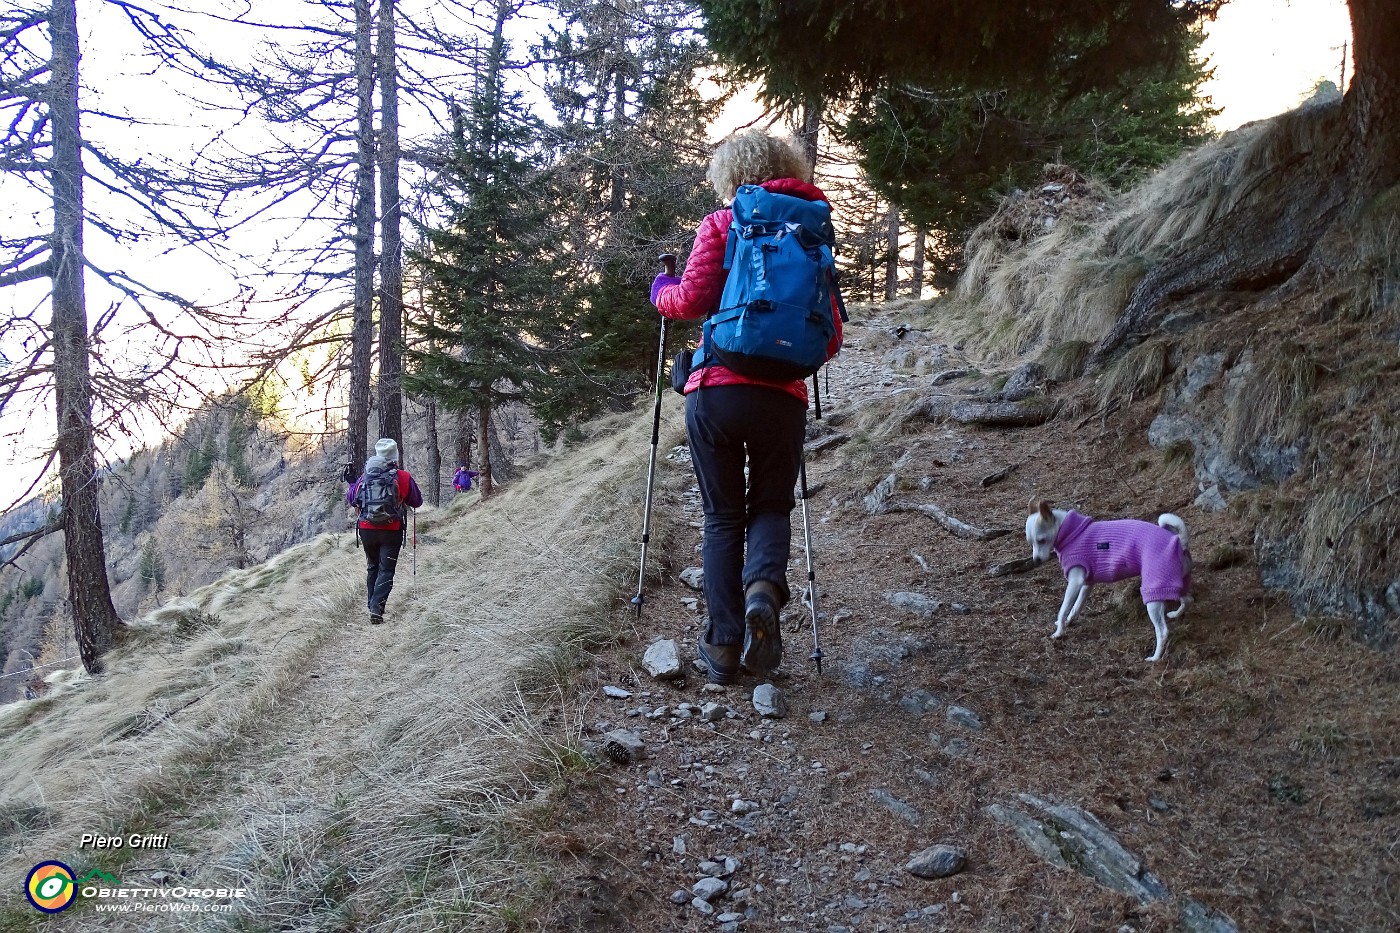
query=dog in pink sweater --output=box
[1025,500,1192,662]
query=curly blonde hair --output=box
[707,130,810,202]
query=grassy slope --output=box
[0,404,688,931]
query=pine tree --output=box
[841,29,1218,276]
[405,0,563,496]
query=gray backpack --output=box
[355,466,403,525]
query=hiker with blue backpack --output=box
[346,438,424,624]
[650,130,844,685]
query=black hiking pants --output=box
[360,526,404,616]
[685,383,805,646]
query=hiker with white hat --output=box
[345,438,424,624]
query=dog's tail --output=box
[1159,513,1192,618]
[1157,513,1189,550]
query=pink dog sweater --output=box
[1053,511,1189,603]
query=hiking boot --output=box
[369,611,384,625]
[698,635,740,686]
[741,580,783,674]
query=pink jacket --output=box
[654,178,843,406]
[1053,511,1190,603]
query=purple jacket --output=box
[1053,511,1189,603]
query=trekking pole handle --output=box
[659,252,677,277]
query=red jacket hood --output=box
[757,177,828,204]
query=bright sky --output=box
[1199,0,1353,130]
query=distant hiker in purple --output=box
[452,464,479,493]
[346,438,423,624]
[1052,511,1190,603]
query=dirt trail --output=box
[545,308,1400,932]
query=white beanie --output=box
[374,438,400,464]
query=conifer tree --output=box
[841,30,1218,277]
[533,0,719,429]
[405,0,563,496]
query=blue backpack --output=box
[699,185,845,382]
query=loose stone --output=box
[905,843,968,879]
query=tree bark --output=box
[477,400,493,497]
[884,204,900,301]
[424,396,441,506]
[376,0,404,449]
[798,95,822,176]
[910,227,926,298]
[347,0,375,474]
[455,407,472,471]
[49,0,124,673]
[1341,0,1400,206]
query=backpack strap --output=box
[829,269,849,323]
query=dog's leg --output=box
[1145,601,1169,662]
[1066,582,1091,625]
[1053,567,1088,639]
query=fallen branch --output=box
[987,556,1044,577]
[911,396,1060,428]
[1076,398,1122,428]
[950,399,1060,427]
[889,499,1015,540]
[979,462,1020,488]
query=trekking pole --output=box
[798,450,822,673]
[631,252,675,620]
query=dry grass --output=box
[951,100,1344,360]
[1097,339,1173,409]
[0,398,688,932]
[1037,340,1093,382]
[1220,343,1317,459]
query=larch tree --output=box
[7,0,125,672]
[376,0,405,453]
[172,0,464,473]
[2,0,229,671]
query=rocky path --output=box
[536,311,1274,933]
[540,304,1400,933]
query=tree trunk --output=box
[424,396,441,506]
[1342,0,1400,204]
[477,400,493,497]
[49,0,124,674]
[376,0,404,449]
[1092,0,1398,367]
[884,204,900,301]
[347,0,375,474]
[455,407,472,470]
[798,95,823,176]
[910,227,926,298]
